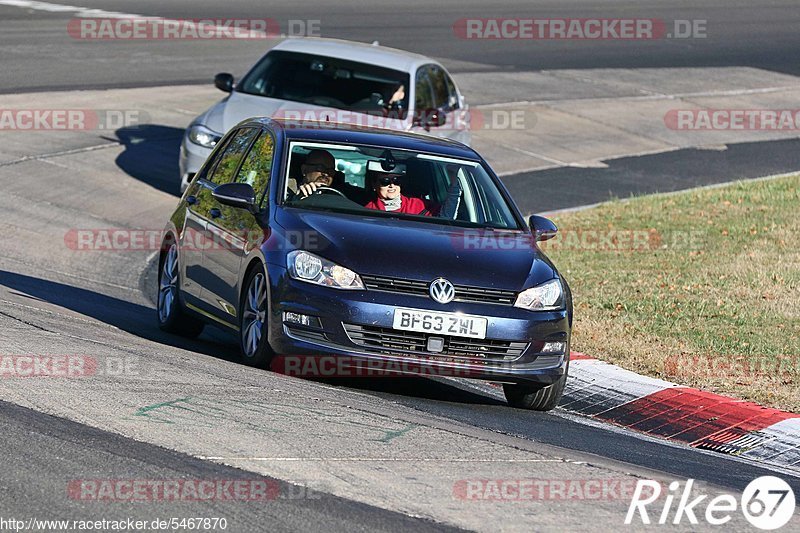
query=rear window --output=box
[237,51,410,120]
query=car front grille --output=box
[361,274,517,305]
[343,323,527,361]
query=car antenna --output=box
[371,40,380,46]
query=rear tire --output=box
[238,266,275,368]
[503,355,569,411]
[157,242,204,338]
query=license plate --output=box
[392,308,488,339]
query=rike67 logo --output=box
[626,477,796,530]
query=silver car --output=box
[179,37,470,192]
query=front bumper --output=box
[265,264,570,385]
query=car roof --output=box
[270,37,436,73]
[242,117,480,160]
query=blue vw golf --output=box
[158,118,572,410]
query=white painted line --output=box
[0,142,121,168]
[476,83,800,110]
[0,0,147,18]
[0,0,271,36]
[199,457,566,462]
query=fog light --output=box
[283,312,320,327]
[541,341,566,354]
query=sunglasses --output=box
[304,164,335,175]
[377,176,402,186]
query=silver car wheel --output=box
[158,244,178,323]
[242,272,266,358]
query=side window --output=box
[414,68,434,113]
[196,135,231,182]
[428,65,450,110]
[207,127,258,184]
[236,130,275,200]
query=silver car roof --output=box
[270,37,437,73]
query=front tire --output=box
[238,266,274,368]
[157,242,204,338]
[503,355,569,411]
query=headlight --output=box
[188,124,222,149]
[287,251,364,290]
[514,279,563,311]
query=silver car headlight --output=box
[514,279,564,311]
[188,124,222,149]
[287,250,365,290]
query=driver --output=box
[290,149,363,201]
[292,149,336,197]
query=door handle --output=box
[209,208,222,219]
[186,195,197,205]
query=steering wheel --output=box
[298,186,347,199]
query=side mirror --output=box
[529,215,558,242]
[414,108,447,131]
[214,72,234,93]
[212,183,257,213]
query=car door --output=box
[192,127,259,318]
[181,134,233,298]
[200,127,272,322]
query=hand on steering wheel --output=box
[298,182,347,199]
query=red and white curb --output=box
[564,353,800,473]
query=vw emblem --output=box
[429,278,455,304]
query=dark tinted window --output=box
[207,128,258,184]
[415,68,434,111]
[237,51,410,119]
[428,65,450,109]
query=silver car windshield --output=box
[282,141,522,230]
[237,51,410,120]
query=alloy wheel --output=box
[241,272,267,357]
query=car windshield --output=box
[237,51,410,120]
[282,141,522,230]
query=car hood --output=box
[199,92,407,134]
[274,209,556,291]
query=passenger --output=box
[364,160,463,218]
[363,162,429,215]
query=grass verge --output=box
[545,174,800,411]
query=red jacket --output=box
[364,195,434,215]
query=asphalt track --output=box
[2,0,800,93]
[1,1,800,531]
